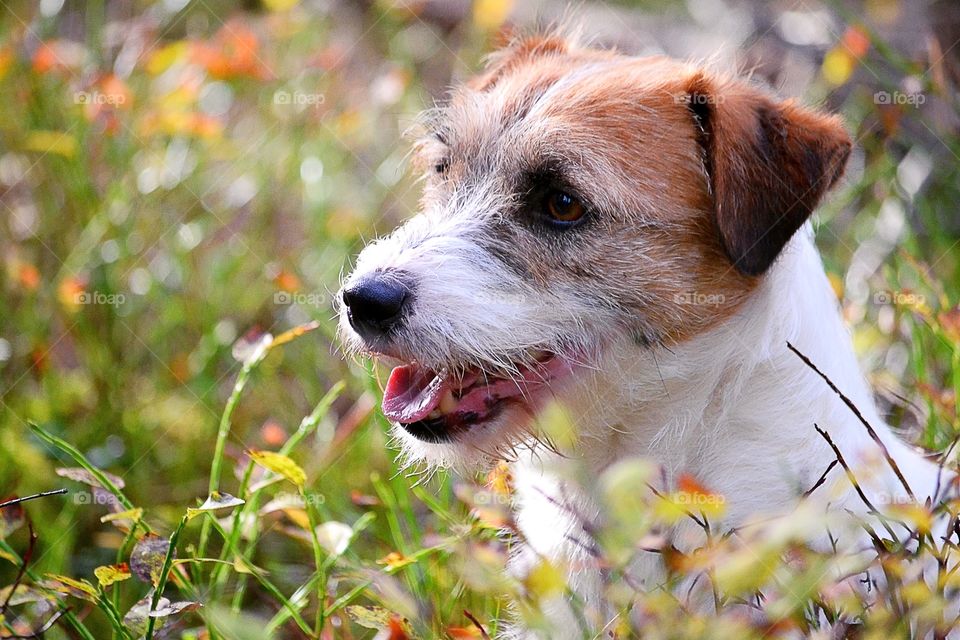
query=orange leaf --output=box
[677,474,716,497]
[841,25,870,59]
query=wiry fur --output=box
[337,34,946,638]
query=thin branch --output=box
[462,610,491,640]
[814,425,880,514]
[803,460,839,499]
[788,342,916,501]
[0,489,68,510]
[1,520,36,614]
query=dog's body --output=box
[338,34,944,637]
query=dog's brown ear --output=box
[684,72,852,276]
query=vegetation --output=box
[0,1,958,638]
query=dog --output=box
[338,33,946,637]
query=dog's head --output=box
[338,35,851,468]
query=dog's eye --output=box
[434,160,449,175]
[544,190,585,224]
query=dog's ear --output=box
[684,72,852,276]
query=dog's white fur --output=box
[338,42,947,638]
[506,228,943,634]
[343,221,943,636]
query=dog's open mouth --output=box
[381,352,572,443]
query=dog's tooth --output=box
[428,410,442,419]
[439,388,457,413]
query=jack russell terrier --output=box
[338,33,946,637]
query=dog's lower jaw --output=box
[504,229,942,638]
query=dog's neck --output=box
[545,228,915,509]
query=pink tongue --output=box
[382,364,449,423]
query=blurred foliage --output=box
[0,0,957,638]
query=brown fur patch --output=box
[415,35,851,345]
[685,72,852,276]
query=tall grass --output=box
[0,1,958,638]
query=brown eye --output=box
[545,190,585,223]
[435,160,449,175]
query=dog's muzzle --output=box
[341,271,412,340]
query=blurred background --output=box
[0,0,958,638]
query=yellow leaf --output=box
[827,272,845,300]
[269,320,321,349]
[486,461,513,497]
[901,580,933,605]
[282,507,311,530]
[94,563,132,588]
[247,450,306,487]
[887,501,933,535]
[146,41,189,75]
[524,560,565,599]
[473,0,513,31]
[263,0,299,10]
[41,574,99,601]
[23,131,78,158]
[822,48,855,86]
[101,508,143,524]
[233,556,258,575]
[0,46,12,80]
[533,401,577,450]
[377,551,414,571]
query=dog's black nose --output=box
[342,273,410,337]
